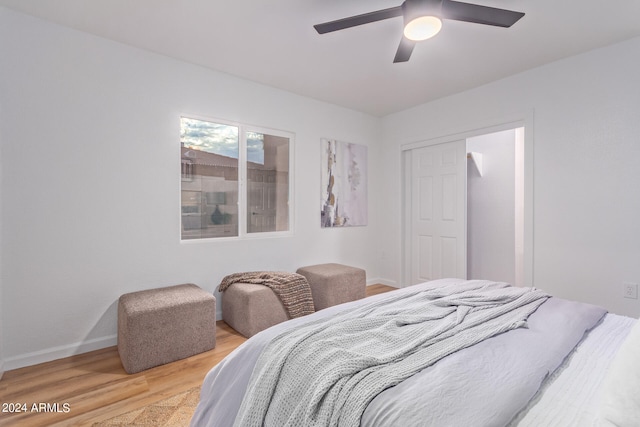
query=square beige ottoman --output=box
[222,282,289,338]
[118,283,216,374]
[296,263,366,310]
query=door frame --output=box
[401,113,534,287]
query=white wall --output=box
[381,36,640,318]
[467,129,517,284]
[0,8,385,370]
[0,90,4,379]
[2,7,639,372]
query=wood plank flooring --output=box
[0,284,396,426]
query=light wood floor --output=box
[0,284,396,427]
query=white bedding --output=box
[191,279,623,427]
[513,314,636,426]
[360,293,606,427]
[598,318,640,426]
[236,280,549,427]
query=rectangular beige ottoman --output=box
[296,263,366,310]
[222,282,289,338]
[118,283,216,374]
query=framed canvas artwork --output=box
[321,139,368,227]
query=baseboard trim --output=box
[3,334,117,372]
[3,280,399,372]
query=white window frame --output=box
[180,115,295,242]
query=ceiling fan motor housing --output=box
[402,0,443,25]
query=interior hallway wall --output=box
[466,129,517,284]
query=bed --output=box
[190,279,639,427]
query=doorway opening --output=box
[402,123,530,287]
[466,128,525,286]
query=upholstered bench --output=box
[296,263,366,310]
[222,282,289,338]
[117,283,216,374]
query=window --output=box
[180,116,292,240]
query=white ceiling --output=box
[2,0,640,116]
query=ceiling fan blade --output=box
[441,0,524,27]
[314,6,403,34]
[393,37,416,63]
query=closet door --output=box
[410,140,466,284]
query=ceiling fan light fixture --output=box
[314,0,525,63]
[403,15,442,41]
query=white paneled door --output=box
[410,140,467,284]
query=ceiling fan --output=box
[314,0,525,63]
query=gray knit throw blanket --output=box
[233,280,549,427]
[218,271,315,319]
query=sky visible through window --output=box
[180,117,264,164]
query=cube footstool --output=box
[296,263,366,310]
[222,282,288,338]
[118,283,216,374]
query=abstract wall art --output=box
[321,139,368,227]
